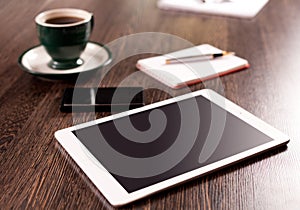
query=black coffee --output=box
[45,16,84,24]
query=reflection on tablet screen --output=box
[73,95,274,193]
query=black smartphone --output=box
[60,87,144,112]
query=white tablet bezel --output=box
[55,89,289,207]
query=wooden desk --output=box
[1,0,300,209]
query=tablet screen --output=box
[73,95,274,193]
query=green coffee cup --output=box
[35,8,94,69]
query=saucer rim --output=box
[18,41,112,79]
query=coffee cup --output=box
[35,8,94,69]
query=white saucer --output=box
[18,42,112,80]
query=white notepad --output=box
[157,0,269,19]
[136,44,249,89]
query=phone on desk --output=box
[60,87,144,112]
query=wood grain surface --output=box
[1,0,300,209]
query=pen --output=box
[165,51,235,64]
[201,0,226,3]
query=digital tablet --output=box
[55,89,289,207]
